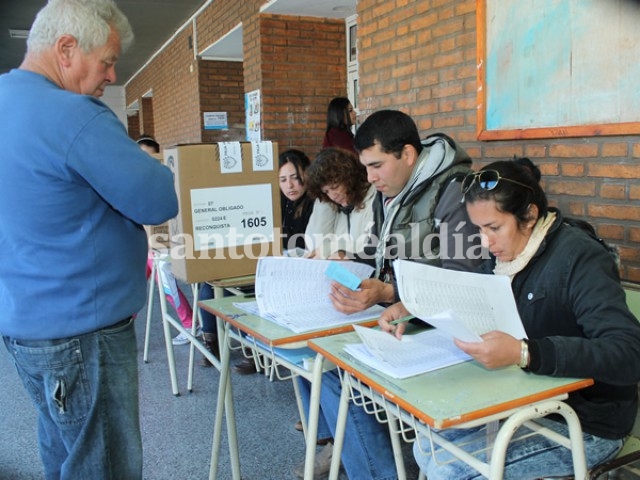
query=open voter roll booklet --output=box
[345,260,527,379]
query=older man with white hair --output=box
[0,1,178,478]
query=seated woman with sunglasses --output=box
[379,158,640,479]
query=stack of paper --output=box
[342,260,527,378]
[345,324,472,379]
[236,256,384,333]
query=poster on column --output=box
[245,89,261,142]
[190,184,274,251]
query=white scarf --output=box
[493,211,557,281]
[375,141,448,276]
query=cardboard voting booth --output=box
[163,141,280,283]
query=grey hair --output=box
[27,0,134,54]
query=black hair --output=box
[353,109,422,158]
[325,97,352,132]
[136,134,159,153]
[464,157,548,229]
[279,149,312,220]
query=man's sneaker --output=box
[292,442,334,479]
[172,327,202,346]
[172,331,190,346]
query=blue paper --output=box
[325,262,362,291]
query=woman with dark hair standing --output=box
[322,97,357,153]
[380,157,640,479]
[279,149,314,252]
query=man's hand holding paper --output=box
[330,278,394,314]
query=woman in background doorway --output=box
[322,97,357,154]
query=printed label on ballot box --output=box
[190,183,274,251]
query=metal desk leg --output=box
[143,254,157,363]
[292,373,307,438]
[209,321,241,480]
[387,413,407,480]
[328,372,351,480]
[488,400,586,480]
[213,285,225,300]
[215,308,241,480]
[187,282,200,393]
[156,263,179,396]
[303,353,326,480]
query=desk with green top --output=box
[198,296,379,480]
[308,330,594,480]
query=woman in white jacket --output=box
[304,147,376,258]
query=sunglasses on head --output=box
[461,170,534,195]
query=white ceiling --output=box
[1,0,356,85]
[199,0,356,61]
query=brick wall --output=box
[140,97,154,136]
[127,2,347,158]
[124,0,639,281]
[199,59,245,142]
[128,113,140,140]
[356,0,640,282]
[260,14,347,156]
[127,27,201,149]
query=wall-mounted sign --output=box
[203,111,228,130]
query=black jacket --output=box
[281,194,313,251]
[480,209,640,439]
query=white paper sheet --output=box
[346,324,472,379]
[252,256,384,332]
[393,260,527,341]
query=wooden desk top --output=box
[309,330,594,429]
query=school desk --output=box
[308,330,594,480]
[198,296,379,480]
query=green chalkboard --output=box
[477,0,640,140]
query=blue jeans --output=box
[198,282,217,334]
[296,377,333,440]
[3,317,142,480]
[199,282,235,335]
[415,416,623,480]
[301,370,397,480]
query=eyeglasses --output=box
[461,170,534,195]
